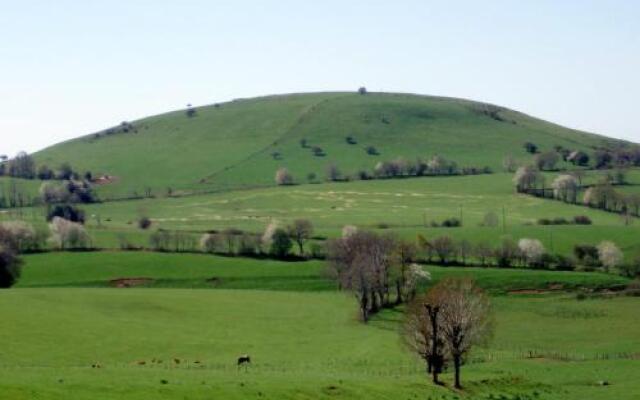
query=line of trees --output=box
[416,233,632,273]
[326,230,431,322]
[0,152,90,182]
[521,142,640,170]
[514,167,640,218]
[275,156,492,186]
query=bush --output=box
[573,215,592,225]
[138,217,152,230]
[441,218,462,228]
[310,242,325,259]
[270,228,292,258]
[345,136,357,145]
[275,168,294,186]
[553,254,576,271]
[0,246,21,288]
[46,204,85,224]
[573,244,600,267]
[365,146,379,156]
[312,146,325,157]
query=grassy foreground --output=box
[0,288,638,400]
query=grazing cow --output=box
[237,355,251,370]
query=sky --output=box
[1,0,639,156]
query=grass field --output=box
[33,92,624,199]
[0,287,638,400]
[6,171,638,258]
[18,251,630,292]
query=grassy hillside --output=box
[34,92,624,199]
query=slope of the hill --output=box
[35,92,625,199]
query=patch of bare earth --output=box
[109,277,154,288]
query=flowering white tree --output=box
[199,233,221,253]
[274,167,293,185]
[0,221,38,252]
[518,238,545,266]
[512,166,543,192]
[597,241,623,272]
[261,220,279,249]
[341,225,358,238]
[49,217,90,250]
[552,175,579,203]
[403,263,431,296]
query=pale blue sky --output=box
[1,0,639,156]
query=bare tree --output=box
[431,236,456,264]
[534,151,560,171]
[502,155,517,172]
[326,231,395,322]
[402,292,445,384]
[287,219,314,256]
[432,278,493,389]
[325,164,342,182]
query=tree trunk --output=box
[454,355,461,389]
[297,240,304,256]
[360,292,369,323]
[395,279,403,305]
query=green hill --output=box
[36,92,625,199]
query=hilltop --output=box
[34,91,627,199]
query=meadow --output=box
[0,284,638,399]
[5,171,638,258]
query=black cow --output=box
[237,354,251,370]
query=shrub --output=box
[138,217,152,230]
[553,254,576,271]
[365,146,379,156]
[523,142,538,154]
[574,244,600,266]
[306,172,317,183]
[46,204,85,224]
[356,170,372,180]
[441,218,462,228]
[573,215,592,225]
[270,228,292,258]
[0,246,21,288]
[275,168,294,185]
[358,87,367,95]
[345,136,357,145]
[311,146,325,157]
[310,242,325,259]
